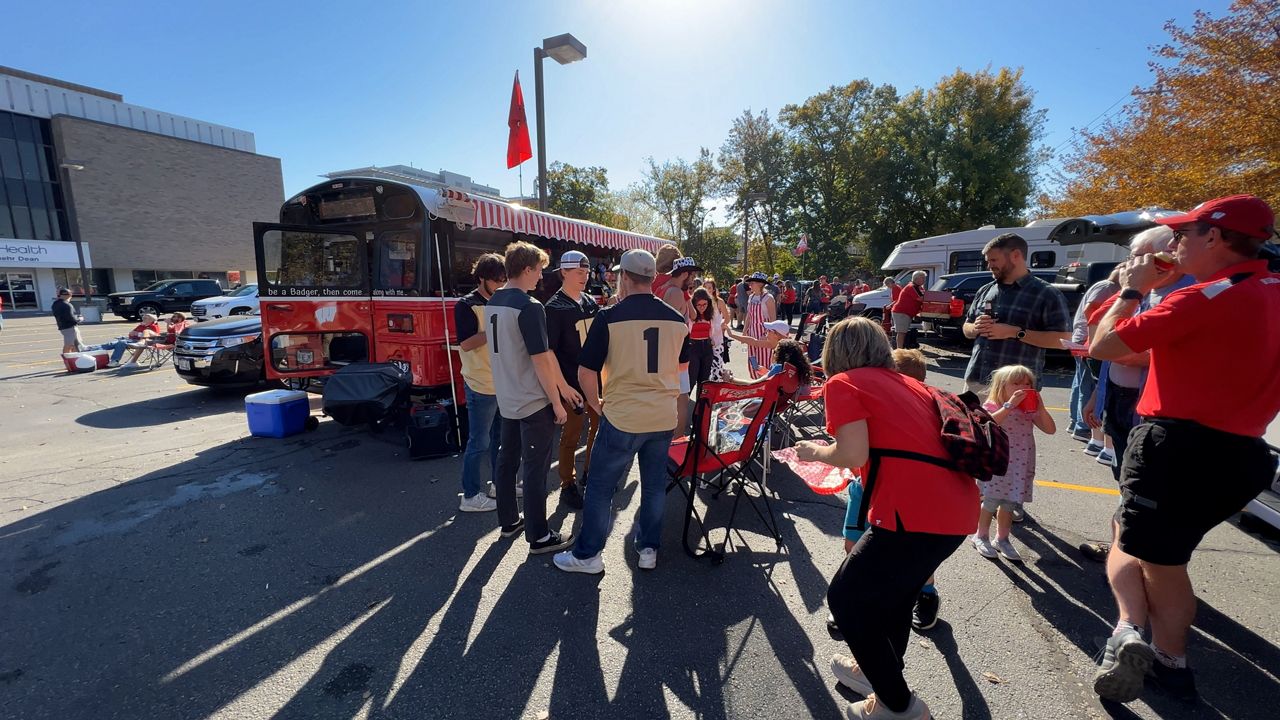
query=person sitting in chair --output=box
[101,314,161,368]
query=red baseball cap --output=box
[1155,194,1275,239]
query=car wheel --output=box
[136,303,162,318]
[230,307,253,316]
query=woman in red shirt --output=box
[796,317,976,719]
[781,281,797,326]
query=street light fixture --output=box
[58,160,92,305]
[534,33,587,212]
[700,205,717,241]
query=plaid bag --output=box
[852,388,1009,530]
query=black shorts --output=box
[1115,419,1276,566]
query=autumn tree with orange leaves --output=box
[1044,0,1279,217]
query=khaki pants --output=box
[558,403,600,488]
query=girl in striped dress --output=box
[744,272,776,376]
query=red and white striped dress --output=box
[746,293,772,375]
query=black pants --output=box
[828,527,965,712]
[1102,380,1141,483]
[495,404,557,543]
[782,302,795,325]
[687,338,713,390]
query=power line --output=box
[1050,91,1134,155]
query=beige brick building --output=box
[0,67,283,311]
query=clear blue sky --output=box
[7,0,1230,201]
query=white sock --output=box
[1113,620,1141,637]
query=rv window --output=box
[949,251,986,273]
[1030,251,1056,269]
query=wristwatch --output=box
[1001,401,1014,411]
[1119,288,1144,301]
[1015,328,1027,340]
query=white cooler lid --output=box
[245,389,309,405]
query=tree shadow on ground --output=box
[2,419,857,720]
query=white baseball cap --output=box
[559,250,590,270]
[763,320,791,335]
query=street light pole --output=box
[532,33,587,212]
[57,158,90,305]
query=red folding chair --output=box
[777,365,830,444]
[667,371,790,561]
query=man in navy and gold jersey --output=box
[547,250,601,510]
[554,249,690,574]
[486,241,581,556]
[454,253,506,513]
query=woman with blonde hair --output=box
[795,317,975,720]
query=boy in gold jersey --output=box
[554,249,690,574]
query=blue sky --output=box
[7,0,1230,202]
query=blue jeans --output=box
[101,339,134,363]
[1069,357,1096,435]
[572,417,671,559]
[460,384,501,498]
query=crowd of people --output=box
[445,193,1276,719]
[53,286,190,370]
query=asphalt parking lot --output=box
[2,314,1278,719]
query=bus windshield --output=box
[261,229,365,291]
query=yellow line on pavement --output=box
[1035,479,1120,496]
[1046,406,1068,412]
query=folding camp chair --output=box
[667,372,788,561]
[776,365,830,443]
[126,340,176,370]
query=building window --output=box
[0,111,67,241]
[0,271,39,309]
[52,268,112,297]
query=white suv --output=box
[191,284,259,321]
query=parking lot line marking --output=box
[1035,479,1120,496]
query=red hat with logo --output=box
[1155,194,1275,239]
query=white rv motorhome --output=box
[850,220,1131,315]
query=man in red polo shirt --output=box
[1088,195,1280,705]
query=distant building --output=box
[0,66,284,310]
[323,165,501,198]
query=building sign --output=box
[0,240,92,268]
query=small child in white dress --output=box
[974,364,1056,561]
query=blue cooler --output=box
[245,389,310,438]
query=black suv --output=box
[173,315,269,388]
[922,270,1058,337]
[108,279,224,321]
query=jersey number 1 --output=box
[643,326,659,373]
[490,315,499,353]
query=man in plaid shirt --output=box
[962,233,1071,395]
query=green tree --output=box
[543,161,614,225]
[695,225,743,285]
[637,150,717,248]
[719,110,793,273]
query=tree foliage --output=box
[1045,0,1280,216]
[636,150,718,246]
[544,161,613,224]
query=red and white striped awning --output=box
[438,188,672,255]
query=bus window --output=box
[949,251,986,273]
[448,228,513,293]
[261,229,363,289]
[374,230,420,295]
[1030,251,1056,269]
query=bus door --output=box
[254,222,374,382]
[368,226,461,393]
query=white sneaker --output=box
[995,537,1023,562]
[120,362,139,369]
[637,548,657,570]
[459,493,497,513]
[553,550,604,574]
[106,361,120,368]
[1096,449,1116,466]
[830,653,873,695]
[972,535,998,558]
[1083,440,1103,457]
[847,692,930,719]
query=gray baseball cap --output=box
[618,249,656,278]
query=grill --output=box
[191,306,207,317]
[175,338,220,358]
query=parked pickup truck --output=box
[108,279,225,321]
[920,270,1058,338]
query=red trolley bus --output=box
[252,177,672,405]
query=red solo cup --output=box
[1153,252,1176,271]
[1019,390,1039,412]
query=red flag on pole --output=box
[506,71,533,169]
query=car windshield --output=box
[228,284,258,297]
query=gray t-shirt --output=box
[485,288,551,420]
